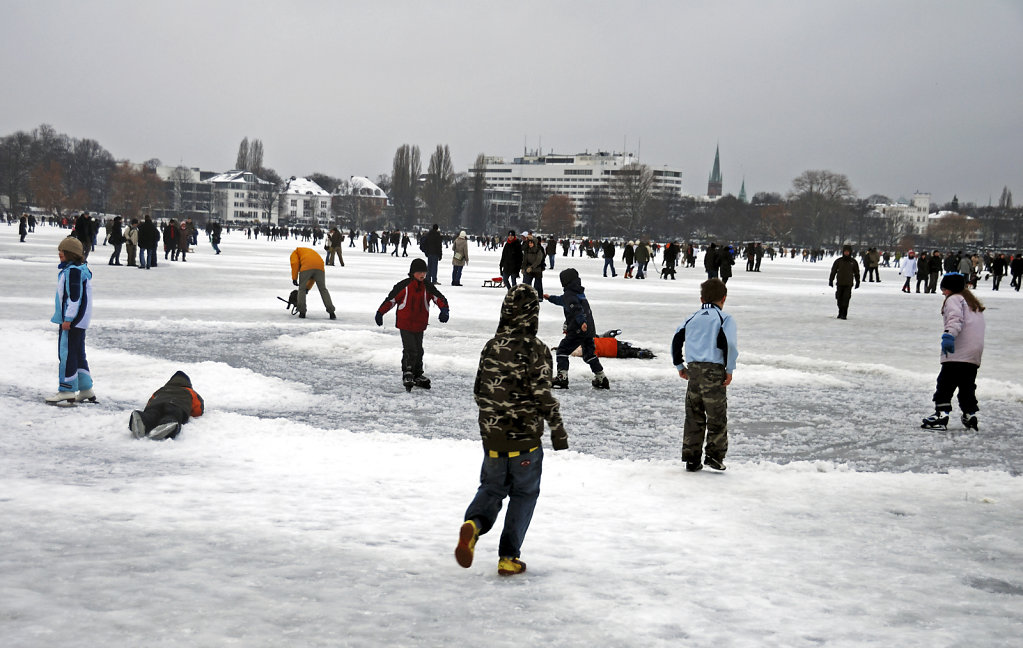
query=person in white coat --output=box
[900,250,918,293]
[921,273,985,430]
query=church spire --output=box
[738,177,747,203]
[707,145,722,197]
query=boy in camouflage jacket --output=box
[455,285,568,576]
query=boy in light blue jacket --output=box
[670,278,738,471]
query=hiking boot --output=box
[454,520,479,568]
[45,391,76,406]
[498,557,526,576]
[552,374,569,390]
[413,375,431,389]
[149,422,181,441]
[129,410,147,439]
[921,412,949,430]
[961,412,979,431]
[685,460,703,472]
[402,372,415,392]
[75,388,97,403]
[704,456,726,471]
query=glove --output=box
[941,333,955,355]
[552,429,569,451]
[374,311,384,327]
[292,279,299,286]
[438,308,449,323]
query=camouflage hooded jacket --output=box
[473,285,568,453]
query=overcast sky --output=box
[3,0,1021,205]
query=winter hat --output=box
[842,244,852,254]
[58,236,84,258]
[939,273,966,294]
[559,267,580,288]
[409,258,428,275]
[459,230,466,238]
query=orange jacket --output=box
[290,247,325,281]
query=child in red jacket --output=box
[375,258,450,391]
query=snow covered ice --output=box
[1,226,1021,647]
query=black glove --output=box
[374,311,384,326]
[439,308,449,323]
[552,430,569,451]
[292,279,299,286]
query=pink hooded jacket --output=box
[941,294,985,366]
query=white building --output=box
[872,192,931,235]
[472,151,685,224]
[280,177,331,227]
[207,170,278,225]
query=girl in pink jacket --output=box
[921,273,986,430]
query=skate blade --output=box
[47,400,77,407]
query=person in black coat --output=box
[129,371,205,440]
[499,230,523,289]
[543,268,610,390]
[107,216,124,265]
[137,214,160,269]
[420,223,444,283]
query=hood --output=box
[559,268,583,292]
[496,284,539,337]
[167,370,192,388]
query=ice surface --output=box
[1,226,1020,647]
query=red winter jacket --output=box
[377,277,448,332]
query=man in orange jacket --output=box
[290,247,336,319]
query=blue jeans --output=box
[603,258,616,276]
[502,272,518,289]
[452,265,464,285]
[427,255,440,283]
[548,254,556,270]
[464,446,543,559]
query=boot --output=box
[75,388,97,403]
[413,375,431,389]
[921,411,949,430]
[591,372,610,390]
[149,422,181,440]
[961,412,979,431]
[45,391,76,406]
[129,410,147,439]
[454,520,479,568]
[552,372,569,389]
[498,557,526,576]
[402,372,415,392]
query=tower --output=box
[738,177,747,203]
[707,145,722,197]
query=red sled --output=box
[482,277,504,288]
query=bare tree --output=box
[170,166,196,218]
[607,162,654,235]
[468,153,488,232]
[391,144,421,227]
[541,194,576,235]
[236,137,250,171]
[788,170,856,247]
[421,145,456,228]
[250,140,264,173]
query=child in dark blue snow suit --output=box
[543,268,610,389]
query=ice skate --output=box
[498,557,526,576]
[961,412,979,431]
[454,520,479,568]
[552,373,569,390]
[75,388,97,403]
[921,412,949,430]
[704,456,726,471]
[413,374,431,389]
[402,372,414,392]
[148,422,181,441]
[685,460,703,473]
[591,372,610,390]
[45,391,77,406]
[129,410,147,439]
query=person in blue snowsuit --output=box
[543,268,610,390]
[46,237,96,405]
